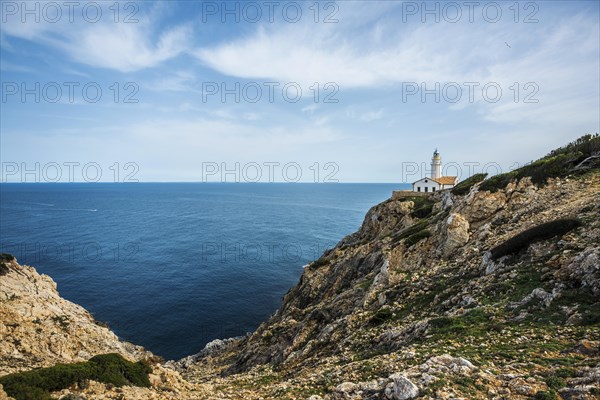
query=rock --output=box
[442,213,470,257]
[508,378,537,396]
[373,260,391,286]
[388,374,419,400]
[397,201,415,215]
[0,259,150,376]
[441,191,454,209]
[519,287,557,307]
[565,312,583,326]
[480,251,498,275]
[335,381,359,395]
[556,247,600,296]
[384,382,395,399]
[566,340,600,356]
[425,354,475,375]
[462,190,507,223]
[308,396,324,400]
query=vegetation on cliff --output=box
[479,133,599,192]
[0,354,151,400]
[1,135,598,399]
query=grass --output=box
[451,173,488,196]
[0,354,152,400]
[524,287,600,325]
[479,134,599,193]
[391,220,428,244]
[428,308,491,337]
[404,229,431,247]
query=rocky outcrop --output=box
[1,140,599,399]
[441,213,470,257]
[0,259,150,376]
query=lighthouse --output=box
[410,149,458,193]
[431,149,442,179]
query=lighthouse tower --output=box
[431,149,442,179]
[407,148,458,194]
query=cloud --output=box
[146,70,199,93]
[193,4,598,127]
[0,61,35,73]
[1,3,191,72]
[60,23,191,72]
[359,109,384,122]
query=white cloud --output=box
[193,5,598,128]
[359,109,384,122]
[1,3,191,72]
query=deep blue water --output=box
[0,183,406,360]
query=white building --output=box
[412,150,457,193]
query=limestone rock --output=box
[462,190,507,223]
[0,258,150,376]
[388,374,419,400]
[442,213,470,256]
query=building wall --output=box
[413,178,441,193]
[392,190,430,200]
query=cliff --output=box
[1,136,599,399]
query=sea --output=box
[0,183,407,360]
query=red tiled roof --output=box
[434,176,458,185]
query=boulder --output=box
[442,213,470,256]
[388,374,419,400]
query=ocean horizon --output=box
[0,182,409,359]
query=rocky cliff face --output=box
[1,145,599,399]
[175,171,599,399]
[0,259,150,376]
[0,257,216,399]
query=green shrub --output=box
[545,376,566,390]
[479,134,599,193]
[310,258,329,268]
[370,307,393,325]
[0,263,9,276]
[0,253,15,262]
[411,199,435,219]
[534,390,558,400]
[404,230,431,247]
[0,354,152,400]
[397,196,435,219]
[451,173,488,196]
[428,309,490,337]
[490,219,581,260]
[0,253,15,276]
[391,220,428,244]
[428,317,453,329]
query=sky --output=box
[1,0,599,183]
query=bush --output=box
[411,199,435,219]
[0,263,9,276]
[545,376,566,390]
[451,173,488,196]
[490,219,581,260]
[534,391,558,400]
[0,253,15,276]
[0,354,152,400]
[310,257,330,268]
[480,134,599,192]
[428,317,453,329]
[404,230,431,248]
[391,220,428,244]
[0,253,15,262]
[370,307,393,325]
